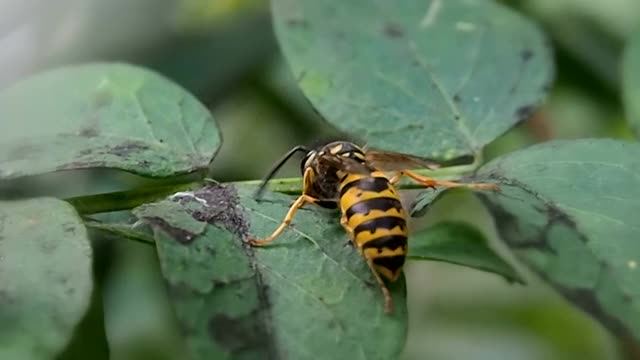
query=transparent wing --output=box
[364,149,442,171]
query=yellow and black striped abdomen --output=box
[339,171,408,282]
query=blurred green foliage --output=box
[0,0,639,359]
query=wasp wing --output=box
[364,149,442,171]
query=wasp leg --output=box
[389,170,499,190]
[365,258,393,314]
[248,194,319,246]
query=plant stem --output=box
[236,163,481,194]
[67,163,480,215]
[66,182,201,215]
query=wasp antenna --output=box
[254,145,309,200]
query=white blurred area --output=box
[0,0,177,89]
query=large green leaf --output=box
[0,63,220,180]
[0,198,93,359]
[475,139,640,342]
[133,184,407,360]
[623,32,640,138]
[272,0,554,159]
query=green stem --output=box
[234,162,481,194]
[66,182,201,215]
[67,163,480,215]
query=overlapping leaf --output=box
[133,184,407,360]
[409,222,522,283]
[0,63,220,180]
[475,139,640,341]
[0,198,93,359]
[272,0,553,159]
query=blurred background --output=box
[0,0,638,359]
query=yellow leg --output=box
[248,194,318,246]
[389,170,499,190]
[366,258,393,314]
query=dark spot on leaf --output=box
[208,311,271,356]
[286,18,308,28]
[63,223,76,234]
[77,148,93,156]
[78,127,99,137]
[515,105,536,122]
[40,239,58,254]
[162,183,277,357]
[55,160,108,172]
[560,287,633,339]
[520,49,534,62]
[383,23,404,38]
[0,289,15,305]
[453,94,462,103]
[171,183,249,237]
[477,192,558,253]
[145,216,197,244]
[454,115,461,121]
[109,142,151,157]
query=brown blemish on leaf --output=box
[515,105,537,122]
[476,174,637,339]
[170,183,249,237]
[383,23,404,38]
[145,216,197,244]
[208,311,272,357]
[286,18,309,28]
[166,183,277,357]
[520,49,534,62]
[108,142,151,157]
[557,286,633,339]
[78,127,99,137]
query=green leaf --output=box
[0,63,220,180]
[0,198,93,359]
[476,139,640,342]
[272,0,554,159]
[623,32,640,138]
[133,184,407,360]
[408,222,523,284]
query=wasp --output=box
[248,141,498,313]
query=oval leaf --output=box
[623,32,640,138]
[272,0,554,158]
[133,184,407,360]
[0,198,93,359]
[409,222,522,284]
[476,139,640,342]
[0,63,220,180]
